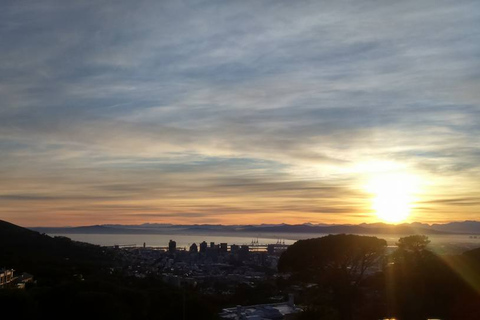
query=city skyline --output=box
[1,0,480,227]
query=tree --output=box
[279,234,386,284]
[385,235,456,319]
[278,234,387,320]
[390,235,432,268]
[397,235,430,252]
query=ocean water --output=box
[51,232,480,253]
[53,233,297,249]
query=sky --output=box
[1,0,479,227]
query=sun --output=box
[366,173,419,223]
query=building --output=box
[219,294,302,319]
[231,244,240,253]
[240,245,250,253]
[267,244,275,255]
[200,241,208,253]
[190,243,198,253]
[15,272,34,289]
[0,269,15,287]
[267,243,289,255]
[220,243,228,253]
[0,269,33,289]
[168,240,176,253]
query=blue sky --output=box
[1,0,479,226]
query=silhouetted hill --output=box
[0,220,217,320]
[32,224,241,234]
[431,221,480,234]
[0,219,59,250]
[463,246,480,262]
[0,220,113,281]
[30,220,480,236]
[238,223,447,234]
[33,225,145,234]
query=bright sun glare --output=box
[366,173,419,223]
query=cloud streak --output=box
[1,0,479,226]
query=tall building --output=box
[168,240,176,253]
[230,244,240,253]
[267,244,275,255]
[190,243,198,253]
[199,241,208,253]
[220,243,228,253]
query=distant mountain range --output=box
[30,220,480,235]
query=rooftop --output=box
[219,301,302,320]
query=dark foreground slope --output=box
[0,220,114,281]
[0,220,217,320]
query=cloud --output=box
[1,0,479,225]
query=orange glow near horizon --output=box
[2,159,479,228]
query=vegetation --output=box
[278,234,386,280]
[279,233,480,320]
[0,220,217,320]
[279,234,387,320]
[384,235,480,319]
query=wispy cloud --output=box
[1,0,479,226]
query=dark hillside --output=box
[0,220,217,320]
[463,246,480,261]
[0,220,113,281]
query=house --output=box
[219,294,302,320]
[0,269,15,287]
